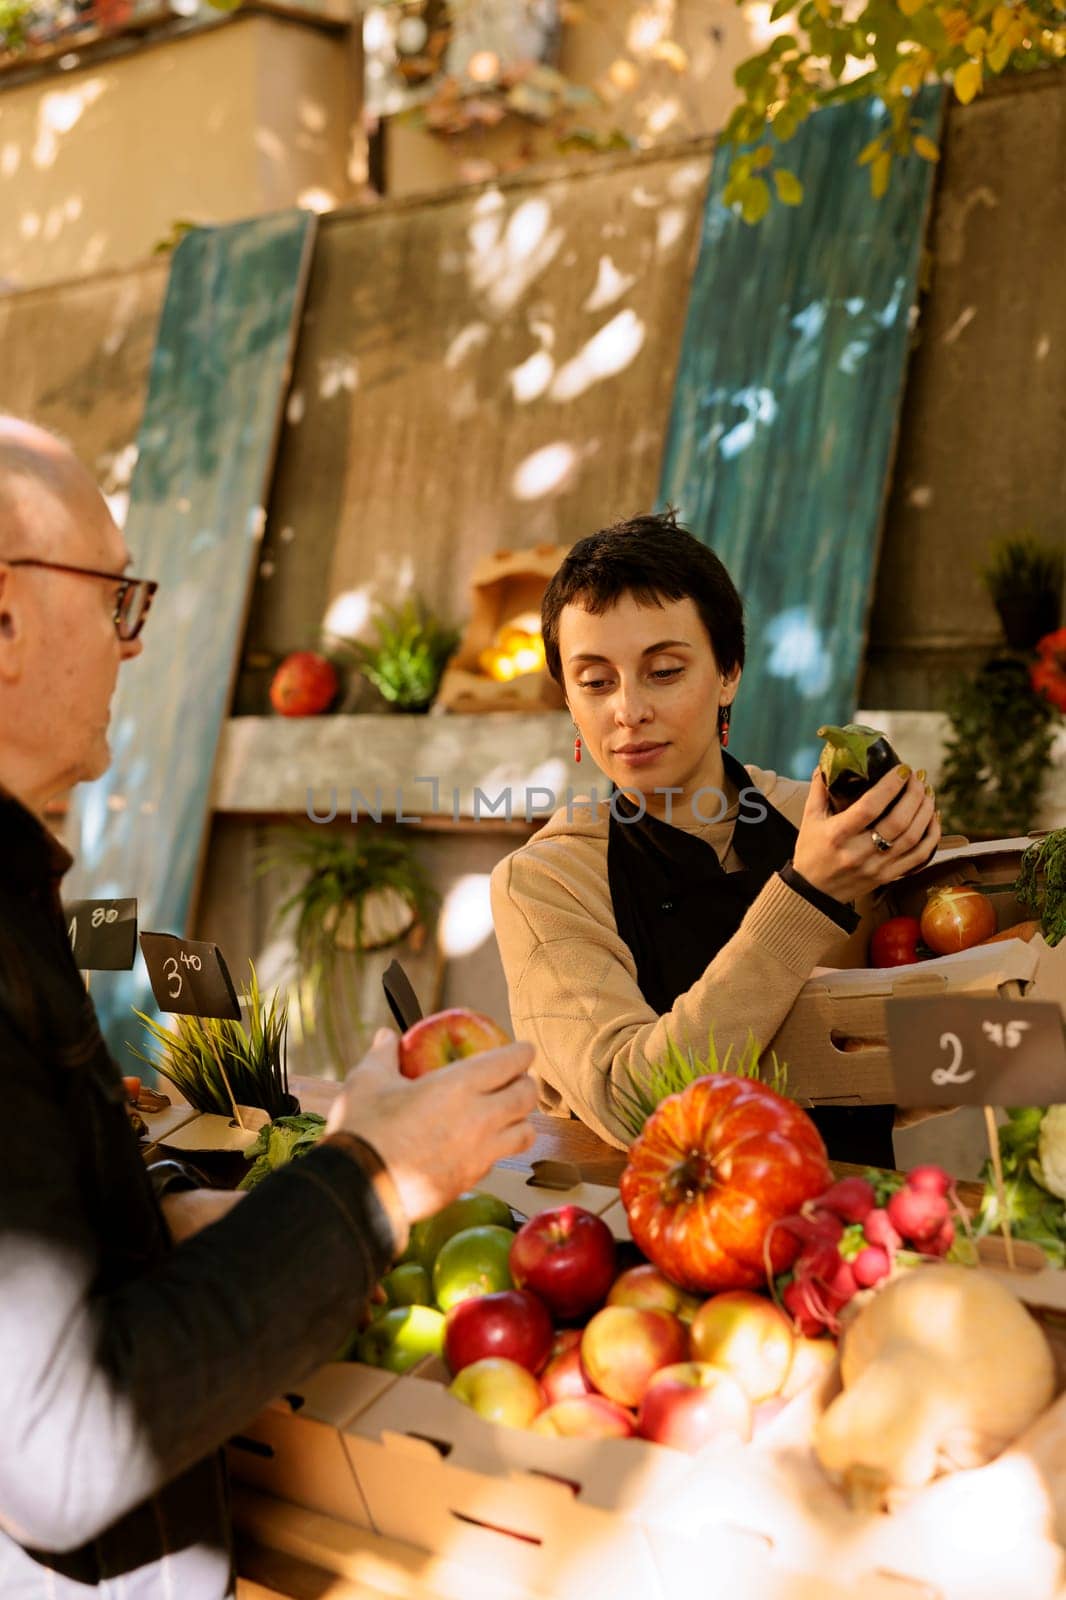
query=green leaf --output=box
[816,722,889,786]
[752,144,774,169]
[740,175,772,224]
[913,133,940,161]
[770,0,795,19]
[858,134,885,165]
[774,167,805,204]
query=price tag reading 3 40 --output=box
[139,932,241,1021]
[886,996,1066,1107]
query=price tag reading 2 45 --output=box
[139,932,241,1021]
[886,996,1066,1107]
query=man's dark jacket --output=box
[0,791,397,1597]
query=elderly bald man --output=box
[0,419,537,1598]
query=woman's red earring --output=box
[718,705,732,748]
[573,734,582,764]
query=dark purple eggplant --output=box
[817,723,903,819]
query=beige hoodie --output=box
[490,764,875,1150]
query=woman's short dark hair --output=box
[542,510,745,686]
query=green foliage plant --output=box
[263,828,436,1069]
[612,1029,789,1140]
[721,0,1066,221]
[131,963,292,1120]
[980,534,1064,650]
[938,655,1056,840]
[1016,828,1066,946]
[346,598,459,712]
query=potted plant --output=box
[131,964,295,1120]
[981,535,1063,653]
[345,597,460,713]
[938,655,1056,841]
[264,828,435,1067]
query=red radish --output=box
[919,1217,955,1259]
[782,1277,826,1337]
[793,1242,842,1285]
[815,1177,876,1223]
[863,1207,902,1254]
[887,1186,949,1245]
[852,1246,892,1288]
[905,1164,951,1197]
[823,1259,858,1311]
[777,1210,844,1246]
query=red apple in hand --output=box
[269,651,339,716]
[637,1363,752,1453]
[580,1306,687,1408]
[688,1291,795,1403]
[509,1205,616,1322]
[399,1008,511,1078]
[531,1396,635,1439]
[607,1264,704,1323]
[444,1289,553,1376]
[448,1358,544,1428]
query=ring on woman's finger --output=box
[871,829,892,854]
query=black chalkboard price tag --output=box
[65,898,138,971]
[886,996,1066,1108]
[139,932,241,1021]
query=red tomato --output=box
[619,1076,831,1294]
[919,885,996,955]
[869,916,922,968]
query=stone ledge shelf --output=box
[212,712,577,822]
[211,711,1066,828]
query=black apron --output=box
[606,751,895,1167]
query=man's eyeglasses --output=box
[7,559,158,641]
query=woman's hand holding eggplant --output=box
[792,765,940,905]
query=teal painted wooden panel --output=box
[67,211,315,1066]
[659,90,944,779]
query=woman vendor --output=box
[490,511,940,1166]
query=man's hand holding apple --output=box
[326,1027,537,1229]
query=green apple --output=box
[381,1262,432,1308]
[432,1224,515,1312]
[357,1305,446,1373]
[408,1192,514,1275]
[448,1357,544,1428]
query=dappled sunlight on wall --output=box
[438,874,495,960]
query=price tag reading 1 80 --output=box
[139,932,241,1020]
[886,996,1066,1107]
[65,898,138,971]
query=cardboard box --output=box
[771,837,1066,1105]
[226,1361,395,1527]
[435,545,568,714]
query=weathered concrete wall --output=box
[242,141,711,690]
[861,68,1066,709]
[0,14,355,291]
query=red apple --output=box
[444,1288,553,1376]
[269,651,339,717]
[399,1008,511,1078]
[607,1264,704,1323]
[540,1344,595,1405]
[637,1362,752,1453]
[448,1357,544,1428]
[530,1395,635,1439]
[688,1291,795,1403]
[580,1306,687,1409]
[509,1205,616,1322]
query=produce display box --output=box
[771,837,1066,1106]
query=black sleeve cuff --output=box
[779,862,860,934]
[148,1158,210,1202]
